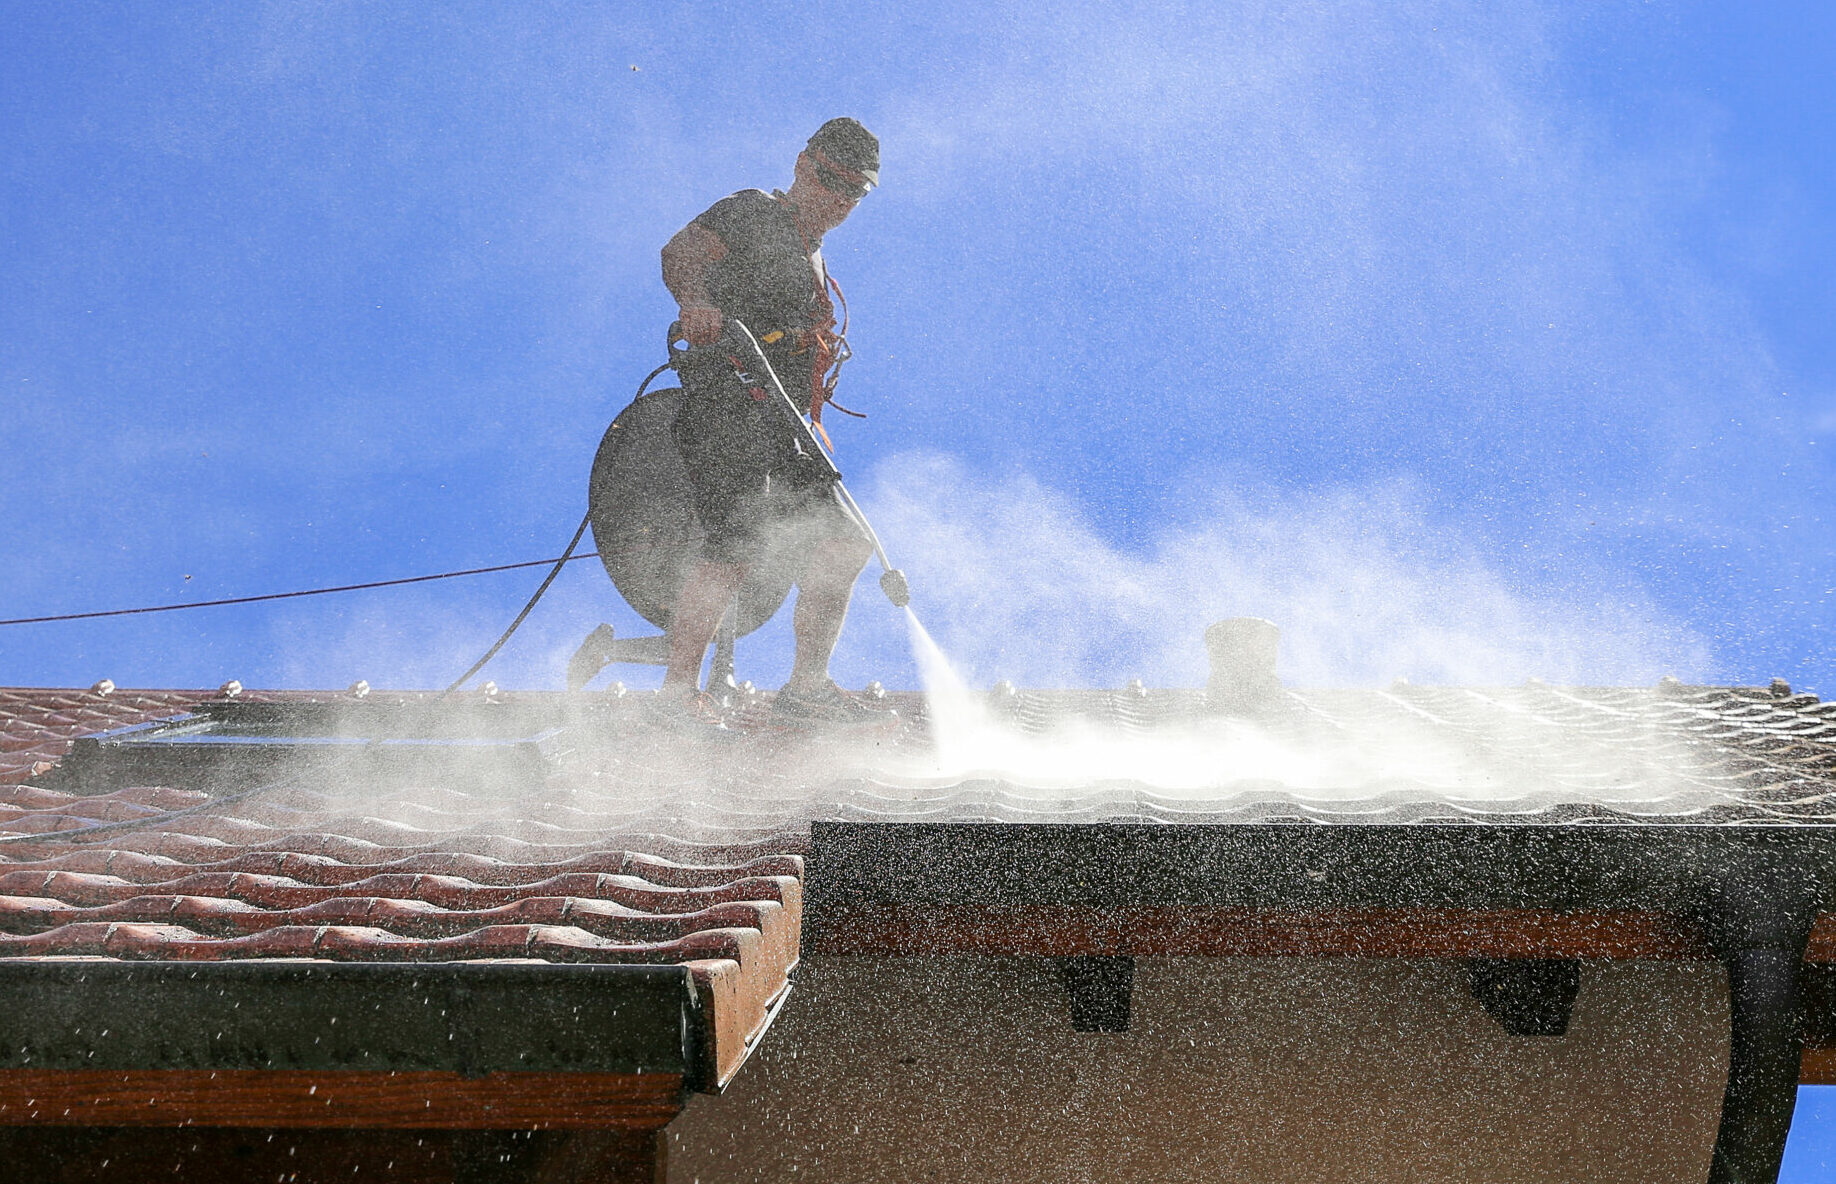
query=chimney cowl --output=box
[1205,618,1281,711]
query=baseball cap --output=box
[806,118,879,196]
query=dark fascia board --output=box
[0,961,703,1087]
[47,710,563,797]
[806,822,1836,914]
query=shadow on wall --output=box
[668,956,1728,1184]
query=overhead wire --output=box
[3,360,679,662]
[440,357,674,693]
[440,513,592,696]
[0,364,681,844]
[0,553,607,627]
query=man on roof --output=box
[657,117,889,726]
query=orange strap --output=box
[786,214,863,441]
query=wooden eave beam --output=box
[0,1069,684,1130]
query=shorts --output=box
[670,343,861,567]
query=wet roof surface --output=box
[7,680,1836,831]
[3,680,1834,1107]
[884,680,1836,825]
[0,687,802,1088]
[1,678,1834,965]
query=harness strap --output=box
[779,201,863,437]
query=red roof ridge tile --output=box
[0,865,799,913]
[0,919,764,965]
[0,893,783,944]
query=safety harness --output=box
[770,193,864,447]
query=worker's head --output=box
[789,118,879,234]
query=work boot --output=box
[770,679,900,731]
[567,624,619,692]
[644,689,737,739]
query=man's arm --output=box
[661,222,730,345]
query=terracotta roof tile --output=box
[2,680,1834,1004]
[0,689,212,784]
[7,680,1836,1113]
[0,688,804,1094]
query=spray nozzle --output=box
[880,568,910,608]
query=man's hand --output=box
[661,223,729,344]
[680,306,724,347]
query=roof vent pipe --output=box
[1205,618,1280,711]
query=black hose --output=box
[440,512,592,696]
[440,360,675,696]
[1709,949,1806,1184]
[439,320,915,695]
[3,360,679,831]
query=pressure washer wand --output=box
[723,319,911,608]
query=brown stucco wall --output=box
[667,956,1728,1183]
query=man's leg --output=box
[783,532,873,693]
[662,559,746,698]
[665,353,772,702]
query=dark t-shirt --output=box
[691,189,826,336]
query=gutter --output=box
[1703,863,1821,1183]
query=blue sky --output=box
[2,1,1832,697]
[1786,1084,1836,1183]
[3,1,1836,1168]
